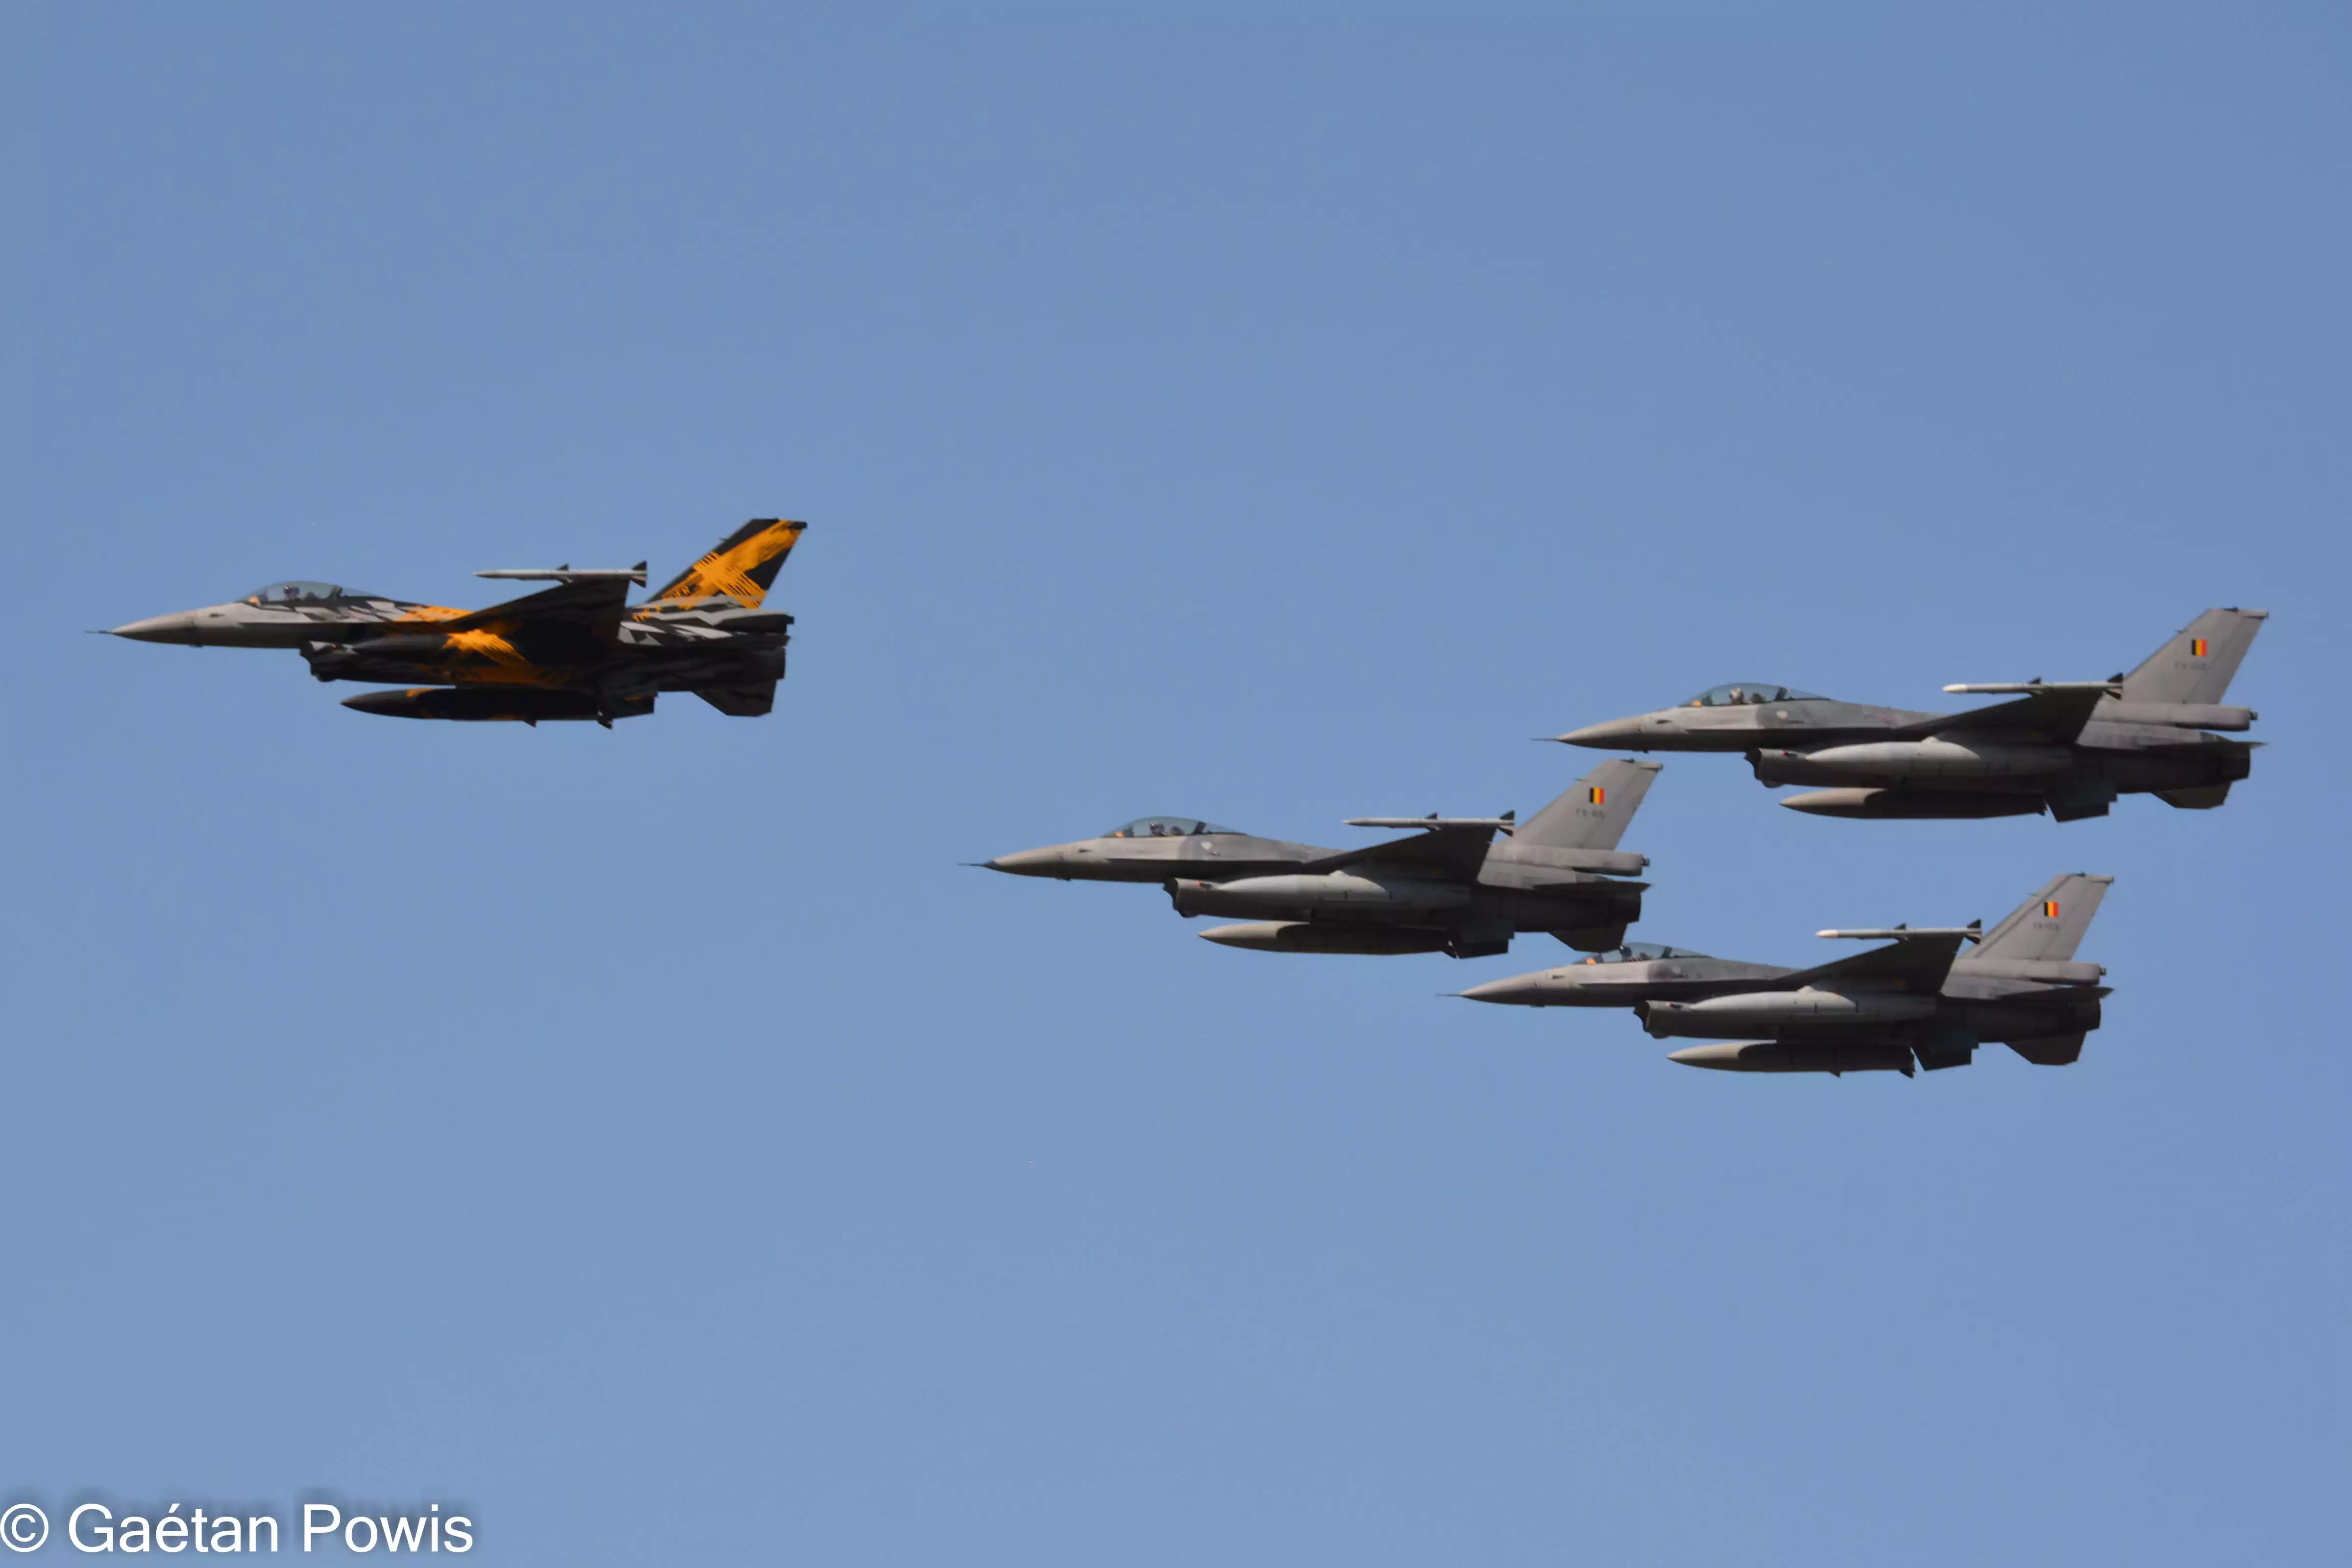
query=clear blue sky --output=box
[4,4,2347,1563]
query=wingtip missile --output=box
[1814,926,1980,941]
[475,565,651,586]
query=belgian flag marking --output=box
[1587,786,1607,805]
[2042,900,2061,919]
[2190,637,2209,657]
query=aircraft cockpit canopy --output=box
[241,581,374,606]
[1579,942,1701,964]
[1684,683,1826,708]
[1101,816,1243,839]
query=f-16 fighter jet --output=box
[1458,873,2112,1076]
[108,519,807,724]
[1554,609,2265,821]
[981,760,1661,958]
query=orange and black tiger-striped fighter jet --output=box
[110,519,807,725]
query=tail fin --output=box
[1974,874,2112,962]
[2119,608,2267,705]
[646,520,807,609]
[1515,760,1663,850]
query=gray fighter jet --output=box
[1555,609,2264,821]
[106,520,805,724]
[982,760,1663,957]
[1459,873,2112,1076]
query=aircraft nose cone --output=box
[1457,975,1552,1006]
[109,612,199,644]
[1554,717,1644,748]
[981,847,1067,877]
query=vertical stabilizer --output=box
[1974,874,2112,962]
[646,519,808,609]
[1514,760,1663,850]
[2119,608,2267,705]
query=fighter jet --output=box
[107,520,806,724]
[1458,873,2113,1076]
[1554,609,2265,821]
[981,760,1662,958]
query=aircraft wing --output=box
[1299,824,1500,880]
[1897,685,2111,744]
[442,576,636,635]
[1778,931,1968,993]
